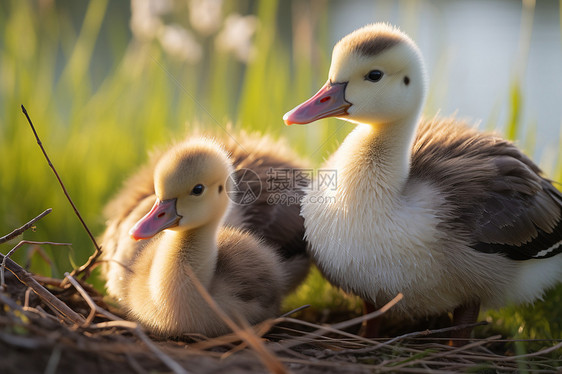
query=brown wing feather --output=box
[409,116,562,260]
[222,134,308,260]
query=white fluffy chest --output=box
[302,178,446,309]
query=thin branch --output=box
[498,340,562,360]
[272,319,376,348]
[21,105,102,281]
[0,253,85,326]
[0,208,52,245]
[330,293,403,331]
[429,339,562,363]
[273,293,403,352]
[24,287,32,308]
[64,272,122,325]
[279,304,310,318]
[63,272,189,374]
[1,240,71,290]
[89,320,139,330]
[386,335,503,370]
[89,320,190,374]
[134,326,191,374]
[319,320,489,359]
[188,319,276,351]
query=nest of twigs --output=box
[2,106,561,373]
[2,214,562,374]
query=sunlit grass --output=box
[1,0,560,342]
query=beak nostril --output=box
[157,212,165,218]
[319,96,331,103]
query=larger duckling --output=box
[101,135,309,337]
[284,23,562,336]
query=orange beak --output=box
[129,198,182,240]
[283,81,351,125]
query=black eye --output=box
[365,70,383,82]
[191,184,204,196]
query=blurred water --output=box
[331,0,562,166]
[46,0,562,169]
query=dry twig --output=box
[63,273,191,374]
[88,320,191,374]
[64,272,122,326]
[273,293,404,353]
[1,240,71,290]
[0,208,57,289]
[0,208,52,245]
[21,105,102,282]
[0,252,85,325]
[319,320,489,358]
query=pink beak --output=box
[129,198,182,240]
[283,81,351,125]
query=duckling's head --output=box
[130,139,233,240]
[284,23,427,127]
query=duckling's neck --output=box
[336,115,418,208]
[152,220,221,290]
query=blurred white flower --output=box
[188,0,223,36]
[215,14,258,63]
[150,0,174,16]
[130,0,164,41]
[158,24,203,63]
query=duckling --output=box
[100,135,309,337]
[284,23,562,338]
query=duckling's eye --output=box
[365,70,383,82]
[191,184,204,196]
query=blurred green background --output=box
[1,0,561,342]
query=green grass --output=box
[1,0,561,342]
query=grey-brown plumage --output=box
[411,117,562,261]
[224,135,310,262]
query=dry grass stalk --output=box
[271,293,404,354]
[183,263,288,374]
[319,320,489,359]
